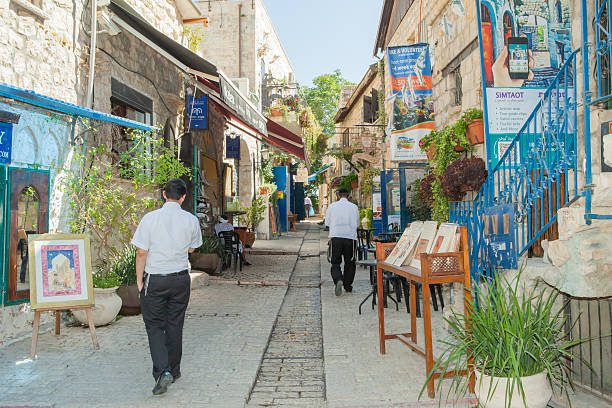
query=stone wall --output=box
[0,0,86,103]
[124,0,184,41]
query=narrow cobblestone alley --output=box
[247,226,326,406]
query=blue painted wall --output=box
[273,166,288,232]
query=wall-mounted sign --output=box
[0,122,13,164]
[187,96,207,129]
[225,135,240,159]
[477,0,573,168]
[220,74,268,136]
[602,122,612,173]
[483,204,517,269]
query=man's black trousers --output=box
[140,273,190,380]
[330,237,357,290]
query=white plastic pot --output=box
[474,369,552,408]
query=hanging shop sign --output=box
[187,96,207,129]
[219,74,268,136]
[0,121,13,164]
[483,204,517,269]
[477,0,572,168]
[225,135,240,159]
[386,43,435,161]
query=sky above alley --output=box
[264,0,382,86]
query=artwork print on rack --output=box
[41,245,82,297]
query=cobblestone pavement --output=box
[247,227,325,407]
[0,223,605,408]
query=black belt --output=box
[144,270,189,278]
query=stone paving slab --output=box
[0,282,288,408]
[318,229,477,408]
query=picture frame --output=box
[28,233,94,310]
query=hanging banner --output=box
[386,44,435,161]
[225,135,240,159]
[187,96,207,129]
[0,122,13,164]
[372,176,382,220]
[477,0,572,168]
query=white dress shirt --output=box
[325,198,360,240]
[131,202,203,274]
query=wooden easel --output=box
[30,306,99,358]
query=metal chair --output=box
[219,230,242,273]
[356,228,373,262]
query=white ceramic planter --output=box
[474,369,552,408]
[73,287,122,327]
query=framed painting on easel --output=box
[28,233,98,357]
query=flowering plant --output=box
[283,96,299,111]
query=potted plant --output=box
[420,131,436,161]
[455,108,484,145]
[114,246,140,316]
[237,195,266,247]
[189,234,225,275]
[440,157,487,201]
[421,269,589,408]
[73,268,123,327]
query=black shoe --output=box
[335,280,343,296]
[344,286,353,293]
[172,373,181,383]
[152,371,173,396]
[243,261,252,266]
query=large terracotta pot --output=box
[351,180,358,189]
[117,284,141,316]
[190,253,221,274]
[474,369,552,408]
[244,231,256,248]
[467,119,485,144]
[426,145,435,160]
[269,108,282,117]
[73,287,122,327]
[235,226,247,246]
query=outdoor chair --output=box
[219,230,243,273]
[356,228,373,262]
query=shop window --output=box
[451,66,462,106]
[110,79,153,166]
[6,168,49,303]
[363,95,374,123]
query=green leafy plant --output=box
[360,167,380,196]
[112,245,137,286]
[237,195,266,231]
[420,268,591,406]
[92,268,123,289]
[408,178,431,221]
[196,234,226,263]
[454,108,484,143]
[359,208,373,228]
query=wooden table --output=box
[376,227,473,397]
[287,214,297,231]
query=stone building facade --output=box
[196,0,296,209]
[332,65,382,208]
[0,0,205,344]
[375,0,485,162]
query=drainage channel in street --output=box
[247,226,326,407]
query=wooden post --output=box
[55,311,61,335]
[377,260,385,355]
[421,255,435,398]
[85,307,100,350]
[30,310,41,358]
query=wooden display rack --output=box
[376,226,474,398]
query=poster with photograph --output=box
[29,234,94,309]
[478,0,573,168]
[386,44,435,161]
[372,176,382,220]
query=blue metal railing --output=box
[450,50,580,284]
[594,0,612,106]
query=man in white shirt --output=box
[131,179,202,396]
[324,188,360,296]
[304,195,312,218]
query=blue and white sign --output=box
[187,96,207,129]
[0,122,12,164]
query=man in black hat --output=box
[132,178,202,395]
[324,188,360,296]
